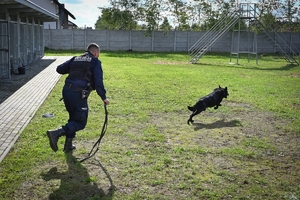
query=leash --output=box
[79,103,108,162]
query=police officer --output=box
[47,43,109,153]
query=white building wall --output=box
[30,0,58,14]
[44,22,57,29]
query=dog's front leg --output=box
[214,103,222,109]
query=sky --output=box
[60,0,110,28]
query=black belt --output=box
[65,83,85,91]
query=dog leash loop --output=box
[79,103,108,162]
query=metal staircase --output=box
[189,8,240,63]
[252,17,299,65]
[189,3,300,65]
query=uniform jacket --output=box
[56,51,107,100]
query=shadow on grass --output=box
[41,153,114,200]
[193,119,242,130]
[102,51,188,59]
[193,60,298,71]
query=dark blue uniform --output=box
[56,51,107,138]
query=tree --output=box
[108,0,142,29]
[95,7,137,30]
[166,0,190,30]
[94,0,300,32]
[95,15,109,30]
[256,0,300,32]
[195,0,224,31]
[141,0,162,35]
[108,0,141,10]
[159,17,172,31]
[276,0,300,32]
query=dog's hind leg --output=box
[187,117,194,125]
[187,109,201,125]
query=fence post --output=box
[84,28,86,50]
[174,30,177,52]
[71,29,74,50]
[151,31,154,52]
[49,29,52,49]
[187,30,190,52]
[130,30,132,50]
[106,30,110,51]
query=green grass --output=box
[0,51,300,199]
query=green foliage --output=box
[93,0,300,32]
[143,0,161,35]
[96,7,137,30]
[159,17,172,32]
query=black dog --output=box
[187,86,229,125]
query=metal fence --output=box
[0,20,44,81]
[0,21,9,80]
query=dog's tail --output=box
[187,106,194,111]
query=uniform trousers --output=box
[62,85,88,138]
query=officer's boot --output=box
[46,127,65,152]
[63,138,76,153]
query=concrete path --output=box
[0,56,71,163]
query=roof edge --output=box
[52,0,76,20]
[15,0,58,20]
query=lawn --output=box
[0,51,299,200]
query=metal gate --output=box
[0,21,10,80]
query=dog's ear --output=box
[225,87,227,90]
[219,85,221,88]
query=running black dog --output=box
[187,86,229,125]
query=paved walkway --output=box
[0,56,71,163]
